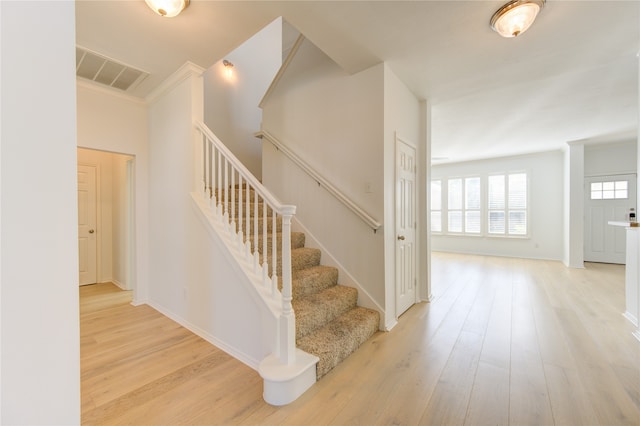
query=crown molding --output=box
[145,61,205,104]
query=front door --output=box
[584,174,636,264]
[78,164,97,285]
[396,137,417,316]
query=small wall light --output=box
[223,60,234,78]
[145,0,190,18]
[490,0,545,38]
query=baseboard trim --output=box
[111,279,127,290]
[623,311,639,327]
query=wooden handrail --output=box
[256,130,382,232]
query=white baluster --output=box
[245,182,251,258]
[223,158,229,228]
[237,175,244,247]
[272,212,278,297]
[262,199,268,287]
[253,191,259,272]
[201,133,207,199]
[209,141,214,209]
[230,167,236,235]
[216,149,222,217]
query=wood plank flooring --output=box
[81,253,640,425]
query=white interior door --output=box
[584,174,636,264]
[396,138,417,316]
[78,164,97,285]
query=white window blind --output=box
[488,173,527,236]
[465,177,481,233]
[448,179,462,232]
[446,177,481,234]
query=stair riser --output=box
[297,308,380,379]
[293,286,358,341]
[292,267,339,298]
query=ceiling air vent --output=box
[76,47,149,92]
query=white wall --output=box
[1,1,80,423]
[261,39,389,325]
[585,140,637,176]
[432,150,565,261]
[147,64,272,367]
[203,18,282,179]
[76,82,149,301]
[383,64,422,325]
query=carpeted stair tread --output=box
[291,247,321,272]
[291,266,339,298]
[297,307,380,379]
[293,285,357,340]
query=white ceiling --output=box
[76,0,640,164]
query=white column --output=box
[623,227,639,326]
[564,142,585,268]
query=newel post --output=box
[279,207,296,364]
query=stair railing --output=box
[194,120,297,365]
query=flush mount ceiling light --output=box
[145,0,189,17]
[490,0,545,38]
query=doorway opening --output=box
[77,148,136,291]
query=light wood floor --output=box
[81,253,640,425]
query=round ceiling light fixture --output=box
[145,0,190,18]
[490,0,545,38]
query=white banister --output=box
[194,120,297,367]
[256,130,382,232]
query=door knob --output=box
[89,229,95,234]
[397,235,405,240]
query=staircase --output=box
[220,185,380,379]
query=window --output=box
[433,171,529,238]
[431,180,442,232]
[465,177,481,234]
[590,180,628,200]
[447,177,481,234]
[448,179,462,232]
[488,173,527,236]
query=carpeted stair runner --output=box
[220,185,380,379]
